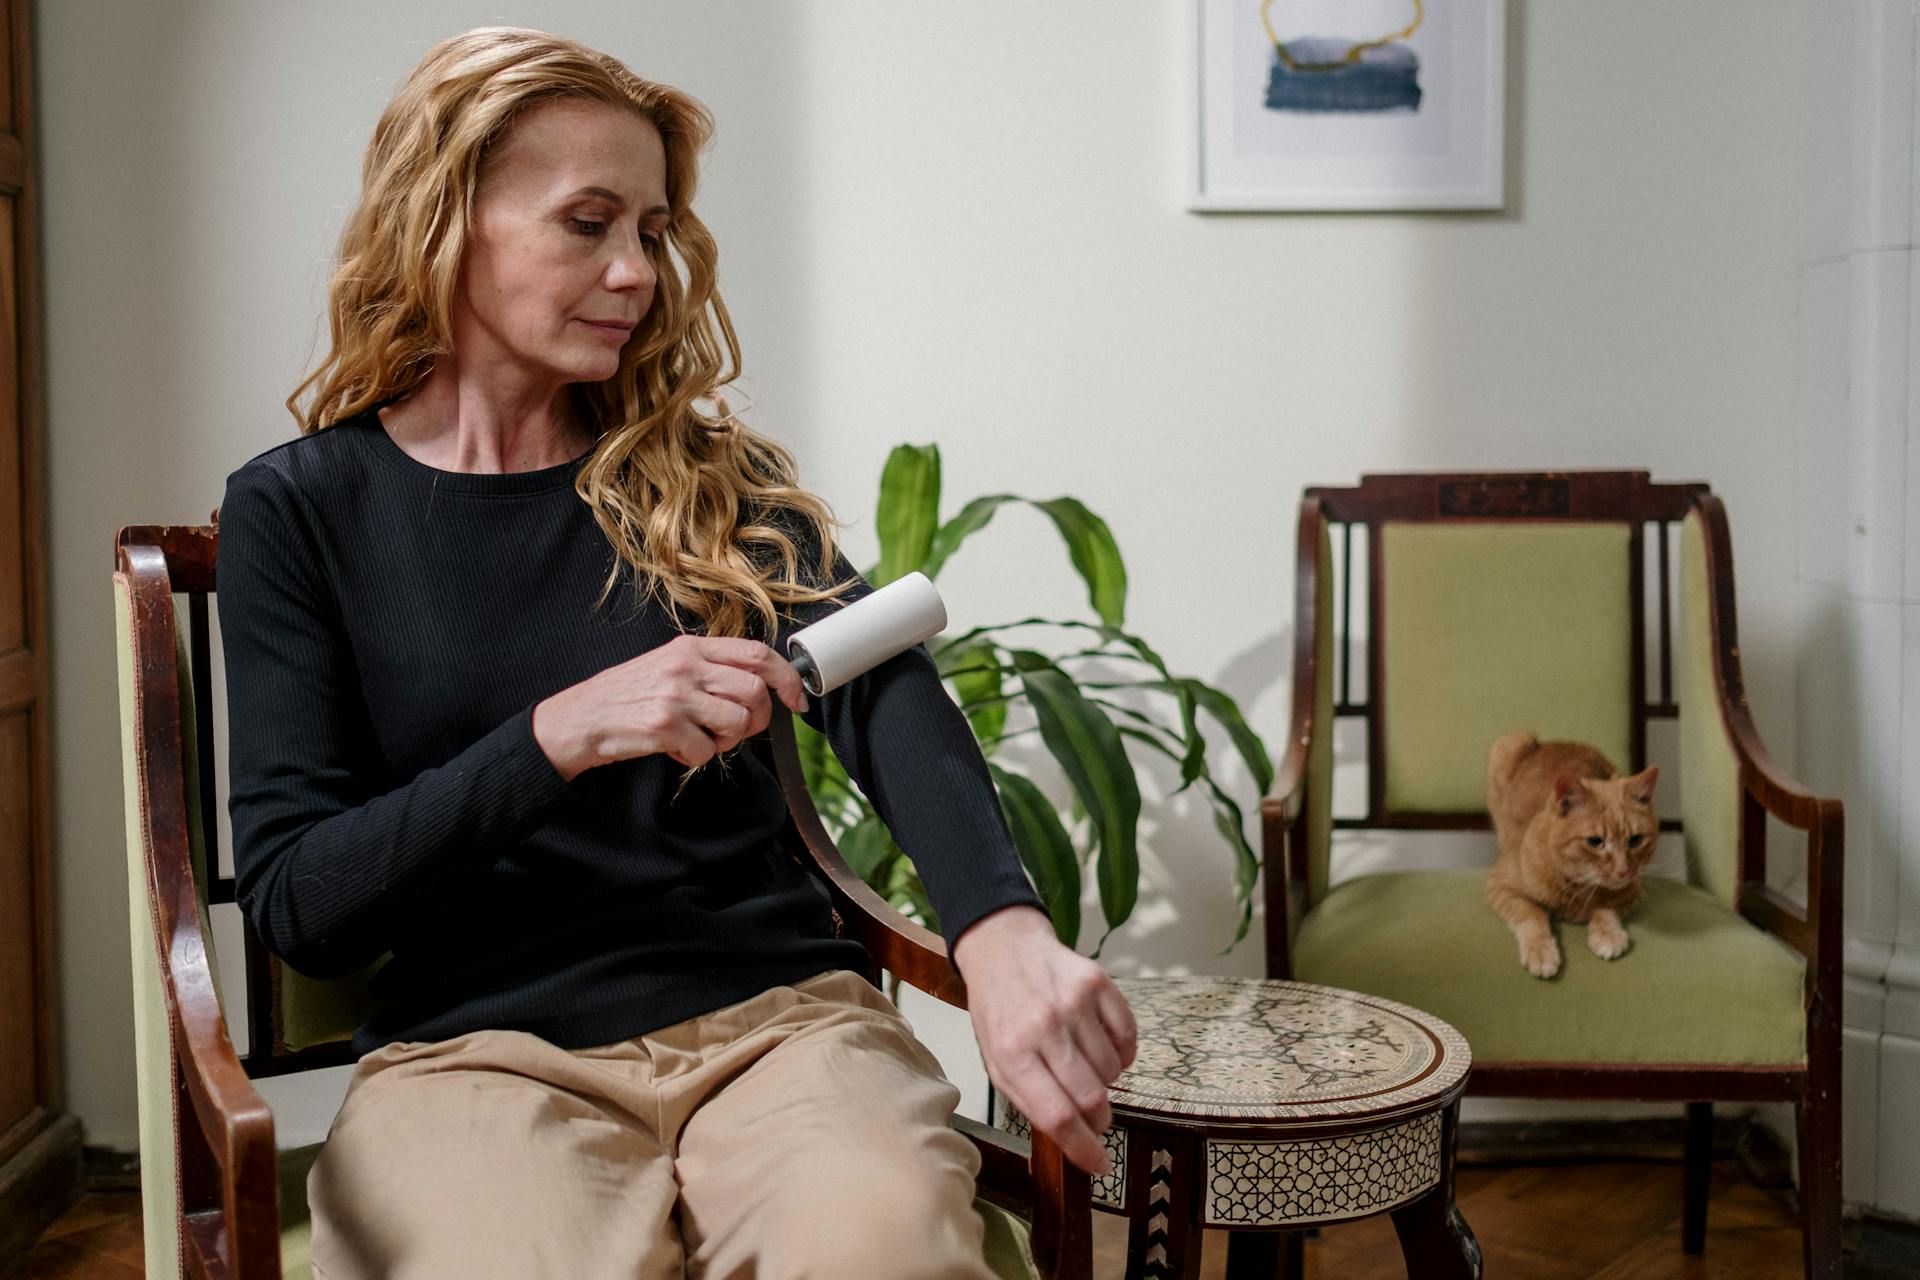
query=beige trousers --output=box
[306,969,996,1280]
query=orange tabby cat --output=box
[1484,731,1659,979]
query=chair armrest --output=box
[157,875,282,1280]
[1741,884,1815,959]
[1688,497,1843,839]
[1263,734,1313,983]
[1261,496,1330,979]
[951,1116,1091,1280]
[120,540,283,1278]
[1024,1124,1092,1280]
[1688,496,1844,974]
[1273,494,1329,834]
[1262,735,1309,919]
[1263,760,1307,829]
[952,1113,1035,1204]
[1722,722,1836,963]
[765,718,1090,1276]
[764,712,969,1007]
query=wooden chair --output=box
[1260,471,1843,1279]
[114,522,1090,1280]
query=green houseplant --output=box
[794,444,1274,954]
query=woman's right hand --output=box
[531,636,810,781]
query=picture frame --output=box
[1190,0,1508,212]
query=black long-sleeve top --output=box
[217,409,1041,1057]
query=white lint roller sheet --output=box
[786,571,947,697]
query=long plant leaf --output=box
[1201,778,1259,950]
[840,813,905,883]
[919,495,1126,626]
[1170,683,1204,791]
[797,719,867,830]
[874,444,942,586]
[925,494,1016,579]
[935,617,1157,661]
[1054,623,1206,792]
[1181,678,1275,795]
[937,639,1007,752]
[885,858,937,930]
[988,763,1082,946]
[1104,682,1202,793]
[1101,675,1274,797]
[794,715,830,792]
[1113,724,1260,951]
[1008,649,1140,933]
[1032,498,1127,627]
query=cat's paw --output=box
[1588,921,1631,960]
[1521,936,1561,979]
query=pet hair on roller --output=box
[786,571,947,697]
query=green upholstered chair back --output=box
[1676,508,1743,906]
[1298,473,1735,907]
[1379,521,1634,813]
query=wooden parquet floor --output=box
[6,1158,1807,1278]
[1090,1158,1808,1278]
[6,1189,144,1279]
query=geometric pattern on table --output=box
[1143,1147,1174,1277]
[1203,1111,1443,1226]
[1108,976,1471,1122]
[996,1105,1128,1209]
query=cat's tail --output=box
[1486,730,1539,811]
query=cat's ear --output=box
[1554,774,1587,816]
[1625,766,1659,807]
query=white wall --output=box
[41,1,1806,1154]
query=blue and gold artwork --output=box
[1261,0,1425,114]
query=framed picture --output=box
[1191,0,1508,212]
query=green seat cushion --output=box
[272,1143,1039,1278]
[977,1199,1041,1278]
[1293,870,1806,1065]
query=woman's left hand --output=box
[948,905,1137,1176]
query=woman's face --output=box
[454,97,668,391]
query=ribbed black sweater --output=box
[217,410,1041,1057]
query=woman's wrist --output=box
[949,903,1054,983]
[531,690,596,782]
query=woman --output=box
[217,25,1135,1280]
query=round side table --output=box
[1002,975,1479,1280]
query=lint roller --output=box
[787,572,947,697]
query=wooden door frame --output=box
[0,0,75,1267]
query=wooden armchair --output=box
[114,523,1089,1280]
[1261,472,1843,1279]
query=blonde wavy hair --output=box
[288,26,854,639]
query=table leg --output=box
[1124,1132,1205,1280]
[1389,1104,1481,1279]
[1223,1229,1303,1279]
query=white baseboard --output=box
[1876,1032,1920,1220]
[1844,1026,1882,1209]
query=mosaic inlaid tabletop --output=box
[1105,976,1471,1125]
